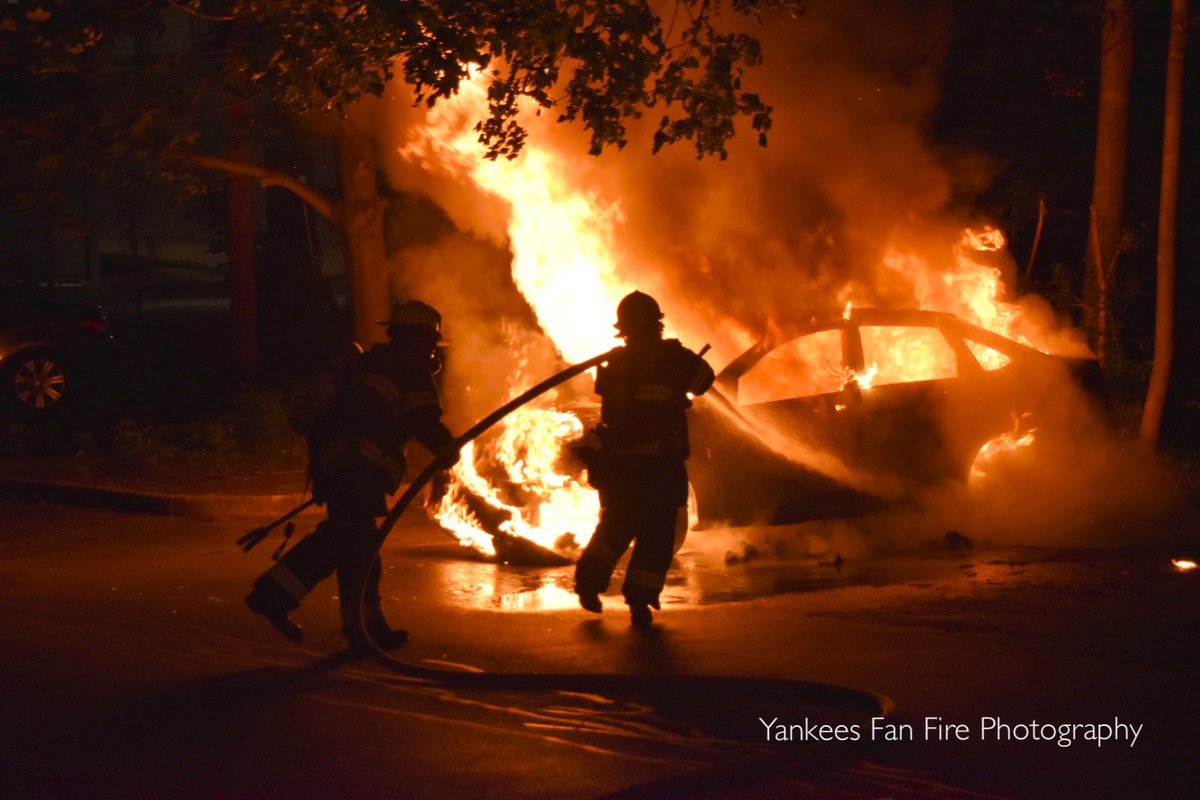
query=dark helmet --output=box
[614,291,663,337]
[379,299,446,344]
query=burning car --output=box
[687,307,1105,527]
[434,306,1103,560]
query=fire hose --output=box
[337,349,892,736]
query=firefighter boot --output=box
[245,583,303,643]
[629,603,653,628]
[576,592,603,614]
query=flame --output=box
[960,226,1006,251]
[401,72,1081,559]
[401,68,630,364]
[434,405,599,556]
[403,69,628,556]
[880,226,1030,372]
[969,415,1038,486]
[850,363,878,390]
[1172,559,1197,572]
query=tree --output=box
[2,1,797,347]
[1139,0,1188,446]
[1084,0,1133,367]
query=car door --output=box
[690,326,870,526]
[838,321,970,483]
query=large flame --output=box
[401,70,631,364]
[401,72,1075,558]
[402,70,635,556]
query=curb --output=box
[0,477,311,521]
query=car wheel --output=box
[7,349,69,413]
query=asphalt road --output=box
[0,498,1197,799]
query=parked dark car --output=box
[0,282,114,418]
[688,307,1105,527]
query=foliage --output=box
[1,0,800,210]
[194,0,794,158]
[108,385,305,472]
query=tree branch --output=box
[162,0,237,23]
[169,152,337,222]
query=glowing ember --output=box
[969,417,1038,485]
[1172,559,1197,572]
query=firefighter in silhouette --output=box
[245,300,459,651]
[573,291,715,627]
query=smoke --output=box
[596,0,960,352]
[952,433,1179,548]
[387,229,565,429]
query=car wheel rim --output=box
[14,358,66,409]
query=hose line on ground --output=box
[342,349,892,716]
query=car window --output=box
[859,326,957,386]
[964,340,1012,370]
[739,329,845,404]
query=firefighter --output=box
[573,291,715,627]
[245,299,459,651]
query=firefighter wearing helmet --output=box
[246,299,459,651]
[573,291,715,626]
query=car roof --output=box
[719,307,1048,382]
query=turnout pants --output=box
[574,500,688,607]
[255,490,387,625]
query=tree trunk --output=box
[1139,0,1187,446]
[334,124,391,348]
[167,121,388,350]
[1084,0,1133,365]
[226,127,258,374]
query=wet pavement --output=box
[403,536,967,613]
[1,498,1197,798]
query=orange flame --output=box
[402,73,1080,558]
[880,226,1029,372]
[403,70,627,555]
[969,415,1038,486]
[401,68,631,363]
[435,405,599,556]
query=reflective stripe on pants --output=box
[574,501,682,606]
